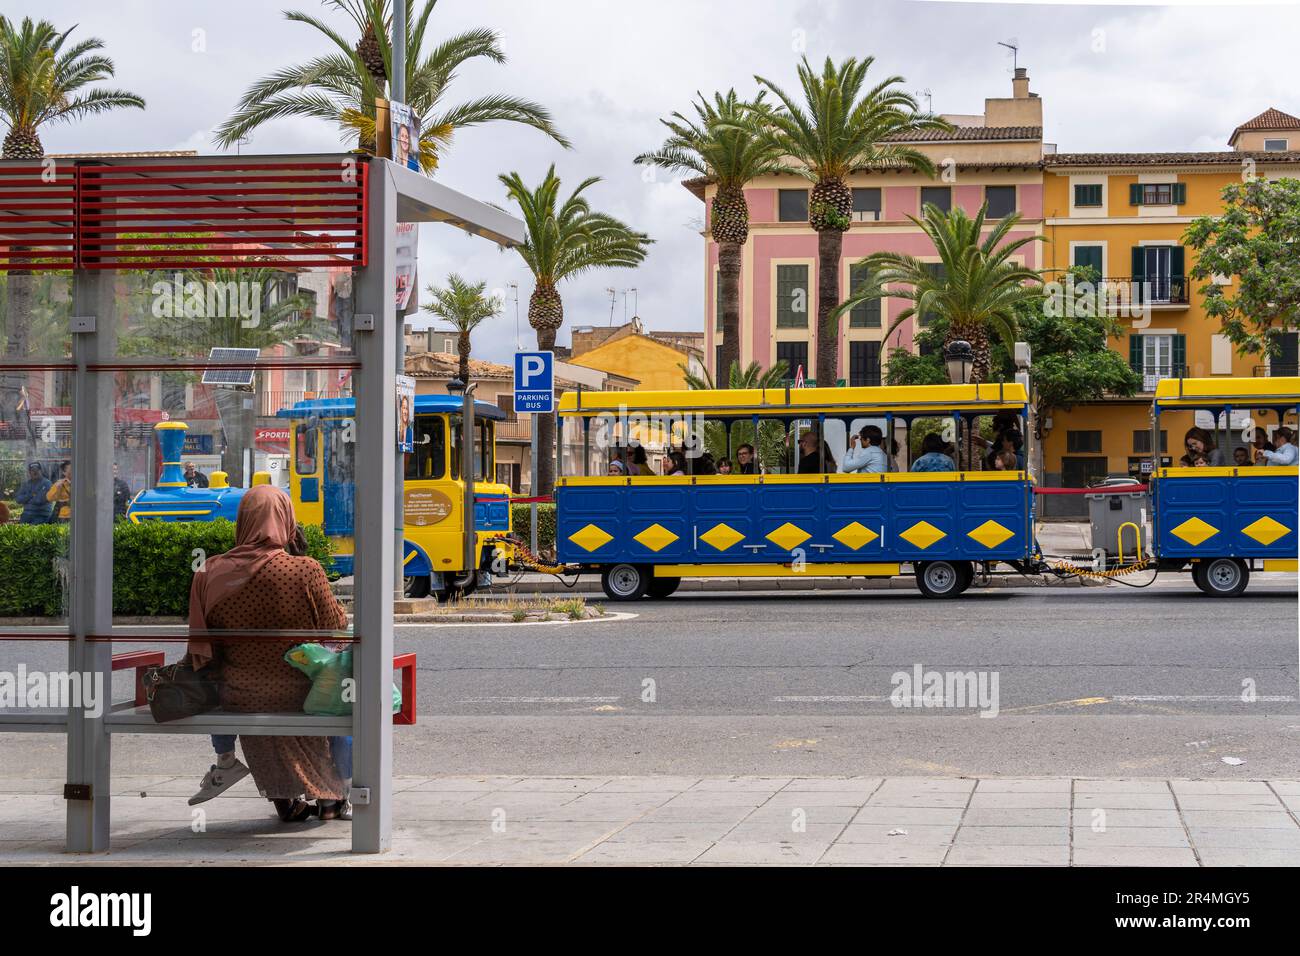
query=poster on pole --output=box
[395,221,418,311]
[396,374,416,453]
[390,101,422,172]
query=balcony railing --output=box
[1130,364,1188,391]
[495,418,532,442]
[258,389,349,416]
[1097,276,1190,306]
[1254,364,1300,377]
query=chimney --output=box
[1012,67,1030,99]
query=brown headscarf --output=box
[187,485,297,666]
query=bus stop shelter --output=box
[0,153,524,853]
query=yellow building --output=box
[567,318,707,391]
[1039,107,1300,491]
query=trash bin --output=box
[1086,480,1150,559]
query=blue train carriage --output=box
[278,395,513,601]
[554,382,1038,600]
[126,421,246,522]
[1150,376,1299,596]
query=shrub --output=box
[0,520,334,618]
[510,502,556,552]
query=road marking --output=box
[458,696,621,704]
[1111,695,1296,703]
[773,695,893,703]
[395,611,638,628]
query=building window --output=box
[920,186,951,213]
[776,341,808,380]
[496,394,517,422]
[1066,430,1102,454]
[1072,245,1104,278]
[1074,183,1103,207]
[1131,182,1186,205]
[776,264,809,328]
[849,341,882,387]
[1264,138,1289,151]
[852,187,882,221]
[1061,456,1108,488]
[985,185,1016,219]
[1129,333,1186,388]
[778,189,809,222]
[1133,430,1168,454]
[848,262,881,328]
[1131,245,1186,303]
[919,262,945,326]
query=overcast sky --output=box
[15,0,1300,364]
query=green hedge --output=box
[0,521,333,617]
[510,502,555,552]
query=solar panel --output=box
[201,347,260,387]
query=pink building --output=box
[689,69,1048,385]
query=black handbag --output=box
[143,657,222,723]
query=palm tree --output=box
[421,273,501,384]
[635,91,785,385]
[751,56,948,386]
[682,359,790,469]
[1,16,144,457]
[499,165,651,494]
[0,16,144,159]
[213,0,569,170]
[836,203,1044,383]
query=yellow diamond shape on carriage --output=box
[699,522,745,551]
[900,520,946,550]
[568,523,613,552]
[1171,516,1219,547]
[766,522,812,551]
[634,523,679,552]
[1242,515,1289,546]
[833,521,879,550]
[967,520,1014,549]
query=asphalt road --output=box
[3,581,1298,778]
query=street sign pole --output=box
[514,351,554,556]
[530,414,539,554]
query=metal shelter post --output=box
[66,268,115,852]
[351,161,398,853]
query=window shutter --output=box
[1172,182,1187,205]
[1129,334,1142,370]
[1173,334,1186,374]
[1170,246,1185,277]
[1129,183,1143,205]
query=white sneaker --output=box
[188,758,251,805]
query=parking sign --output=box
[514,351,554,414]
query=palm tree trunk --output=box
[815,228,844,386]
[457,329,471,384]
[534,325,557,496]
[717,241,742,387]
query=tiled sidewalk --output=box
[2,776,1298,865]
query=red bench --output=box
[110,651,166,707]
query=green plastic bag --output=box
[284,643,402,716]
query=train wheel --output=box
[1198,558,1249,598]
[1191,562,1209,594]
[915,561,964,599]
[954,562,975,595]
[646,576,681,599]
[601,564,650,602]
[437,571,478,604]
[403,575,431,599]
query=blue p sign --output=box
[514,351,554,414]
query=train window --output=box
[325,423,354,487]
[405,416,445,480]
[447,416,493,481]
[294,424,318,474]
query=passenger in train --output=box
[628,445,655,476]
[796,429,836,474]
[716,457,734,475]
[985,428,1025,470]
[608,459,627,476]
[664,450,688,476]
[1257,427,1297,466]
[990,450,1019,471]
[694,452,717,475]
[735,443,758,474]
[1233,446,1253,467]
[842,424,888,474]
[911,433,956,472]
[1181,427,1225,467]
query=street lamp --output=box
[945,340,974,386]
